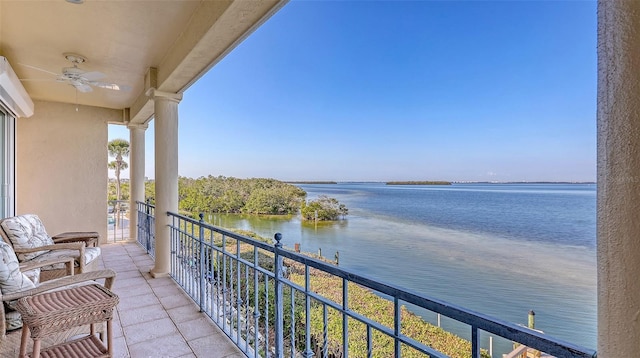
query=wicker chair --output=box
[0,215,101,281]
[0,238,115,339]
[0,271,117,357]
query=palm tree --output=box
[108,139,130,230]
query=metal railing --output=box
[138,207,596,358]
[137,200,155,258]
[108,199,130,242]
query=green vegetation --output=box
[107,139,130,229]
[301,195,348,221]
[177,176,307,216]
[107,139,130,202]
[386,181,452,185]
[108,180,129,202]
[140,177,349,221]
[145,180,155,204]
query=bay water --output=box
[208,183,596,353]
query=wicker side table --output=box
[15,284,119,358]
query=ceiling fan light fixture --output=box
[65,0,84,4]
[63,53,87,65]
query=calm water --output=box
[208,183,596,352]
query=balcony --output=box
[124,202,595,358]
[0,203,595,357]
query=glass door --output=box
[0,107,15,218]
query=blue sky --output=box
[109,0,597,182]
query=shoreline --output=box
[292,181,596,185]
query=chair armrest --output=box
[52,231,99,247]
[1,269,117,302]
[13,242,85,253]
[14,242,86,269]
[19,257,75,276]
[53,236,98,247]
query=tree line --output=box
[176,175,306,215]
[109,176,348,220]
[168,176,348,220]
[107,139,347,220]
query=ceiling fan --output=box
[20,53,131,93]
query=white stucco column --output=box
[128,124,147,241]
[147,88,182,278]
[597,1,640,356]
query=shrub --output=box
[300,195,348,221]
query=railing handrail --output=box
[159,209,596,358]
[166,211,274,252]
[135,200,155,209]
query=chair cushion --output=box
[29,247,101,270]
[0,241,36,295]
[0,214,54,261]
[5,309,22,330]
[23,268,40,286]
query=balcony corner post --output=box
[274,232,284,357]
[148,88,182,278]
[129,124,147,242]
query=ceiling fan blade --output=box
[18,63,59,76]
[81,71,106,81]
[89,81,131,91]
[20,61,129,93]
[19,78,56,82]
[73,82,93,93]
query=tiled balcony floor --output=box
[0,242,245,358]
[100,241,245,358]
[1,240,572,358]
[0,241,242,357]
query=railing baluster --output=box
[179,218,184,289]
[367,325,372,358]
[265,276,270,357]
[205,227,212,317]
[342,277,349,358]
[323,304,328,358]
[145,200,149,251]
[304,265,313,357]
[191,219,196,298]
[222,233,227,333]
[395,297,401,357]
[472,326,479,358]
[150,208,155,258]
[188,219,192,296]
[245,263,249,353]
[236,237,242,345]
[199,213,205,312]
[290,286,295,357]
[253,247,260,358]
[216,247,221,325]
[274,233,284,357]
[229,246,234,334]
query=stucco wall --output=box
[16,100,121,244]
[598,1,640,356]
